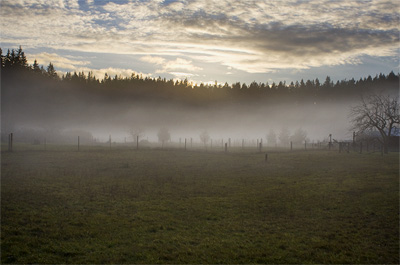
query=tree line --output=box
[1,46,399,105]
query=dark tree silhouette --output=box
[350,94,399,154]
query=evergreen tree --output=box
[47,62,58,79]
[32,59,41,73]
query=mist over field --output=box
[3,58,398,144]
[0,79,364,143]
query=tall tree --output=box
[199,130,210,148]
[32,59,41,73]
[47,62,58,79]
[290,128,308,145]
[350,94,399,154]
[129,128,145,144]
[157,127,171,148]
[279,127,291,147]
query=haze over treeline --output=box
[1,47,399,143]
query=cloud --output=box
[140,56,165,65]
[1,0,398,76]
[169,72,196,78]
[27,52,90,70]
[141,56,203,75]
[162,58,203,72]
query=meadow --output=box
[1,144,399,264]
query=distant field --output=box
[1,145,399,264]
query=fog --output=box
[2,87,354,144]
[3,68,398,146]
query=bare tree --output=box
[157,127,170,148]
[350,94,399,154]
[129,128,145,143]
[278,127,290,147]
[290,128,308,145]
[199,130,210,148]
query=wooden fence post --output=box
[225,143,227,153]
[136,136,139,150]
[78,136,80,151]
[185,138,187,150]
[359,142,362,154]
[265,153,268,162]
[10,133,13,152]
[8,133,13,152]
[290,141,293,151]
[109,135,111,149]
[44,138,46,151]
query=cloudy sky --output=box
[1,0,399,85]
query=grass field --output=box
[1,145,399,264]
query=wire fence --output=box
[1,132,362,154]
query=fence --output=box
[2,132,340,154]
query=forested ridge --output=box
[1,46,399,106]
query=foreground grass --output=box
[1,147,399,264]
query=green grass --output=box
[1,146,399,264]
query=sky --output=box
[1,0,399,85]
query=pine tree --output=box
[46,62,58,79]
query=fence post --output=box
[242,139,244,150]
[109,135,111,149]
[290,141,293,151]
[229,138,231,148]
[8,133,13,152]
[265,153,268,162]
[191,138,193,148]
[304,141,307,150]
[136,136,139,150]
[78,136,80,151]
[44,137,46,151]
[359,141,362,154]
[225,143,227,153]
